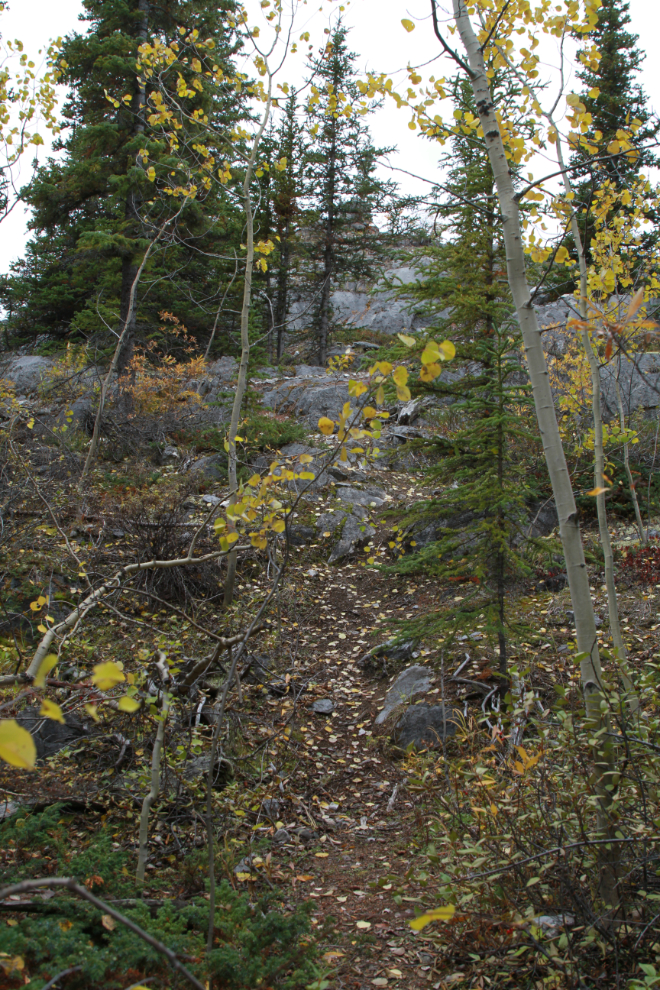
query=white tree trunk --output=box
[451,0,601,699]
[451,0,619,908]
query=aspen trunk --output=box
[451,0,619,909]
[451,0,601,696]
[615,358,647,544]
[223,86,273,608]
[549,131,639,713]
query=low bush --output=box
[0,805,317,989]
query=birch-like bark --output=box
[451,0,620,908]
[223,80,273,607]
[615,358,646,544]
[137,673,169,881]
[550,129,639,713]
[451,0,601,701]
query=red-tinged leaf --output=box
[628,286,645,319]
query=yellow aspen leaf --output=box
[588,87,600,98]
[401,18,415,31]
[299,453,313,463]
[0,720,36,769]
[39,699,65,723]
[396,385,411,402]
[438,340,456,360]
[348,380,368,397]
[272,520,286,533]
[392,366,408,387]
[0,957,24,976]
[91,661,126,691]
[101,914,116,931]
[37,624,47,634]
[555,245,570,264]
[298,470,315,480]
[85,704,100,722]
[420,363,442,382]
[356,920,371,929]
[318,417,334,435]
[247,473,261,486]
[421,345,439,365]
[117,696,141,712]
[376,385,385,405]
[362,406,377,419]
[409,905,455,931]
[587,486,609,496]
[397,333,416,347]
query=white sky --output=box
[0,0,658,274]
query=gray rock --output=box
[335,485,385,507]
[0,355,56,393]
[294,365,327,377]
[375,665,434,724]
[316,510,347,534]
[390,426,425,443]
[56,396,94,434]
[262,378,353,429]
[296,827,317,843]
[311,698,334,715]
[201,493,222,506]
[179,755,232,789]
[287,525,316,546]
[159,445,180,465]
[361,638,417,670]
[273,828,291,844]
[328,514,376,563]
[262,798,281,821]
[11,706,88,761]
[393,704,459,752]
[398,398,423,425]
[189,454,226,480]
[208,355,238,381]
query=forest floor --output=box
[2,449,659,989]
[1,351,660,990]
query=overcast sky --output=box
[0,0,658,274]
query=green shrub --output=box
[0,807,317,989]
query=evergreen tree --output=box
[303,24,398,365]
[567,0,658,272]
[393,78,537,683]
[271,94,306,361]
[4,0,244,359]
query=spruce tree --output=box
[393,77,537,683]
[303,24,398,365]
[568,0,658,271]
[4,0,244,357]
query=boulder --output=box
[335,484,385,507]
[12,706,88,761]
[287,524,316,546]
[208,355,238,381]
[392,703,460,752]
[56,396,94,434]
[261,377,353,429]
[189,453,226,481]
[311,698,334,715]
[360,639,417,671]
[316,510,347,534]
[328,514,376,563]
[294,364,327,377]
[375,665,434,724]
[1,355,56,394]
